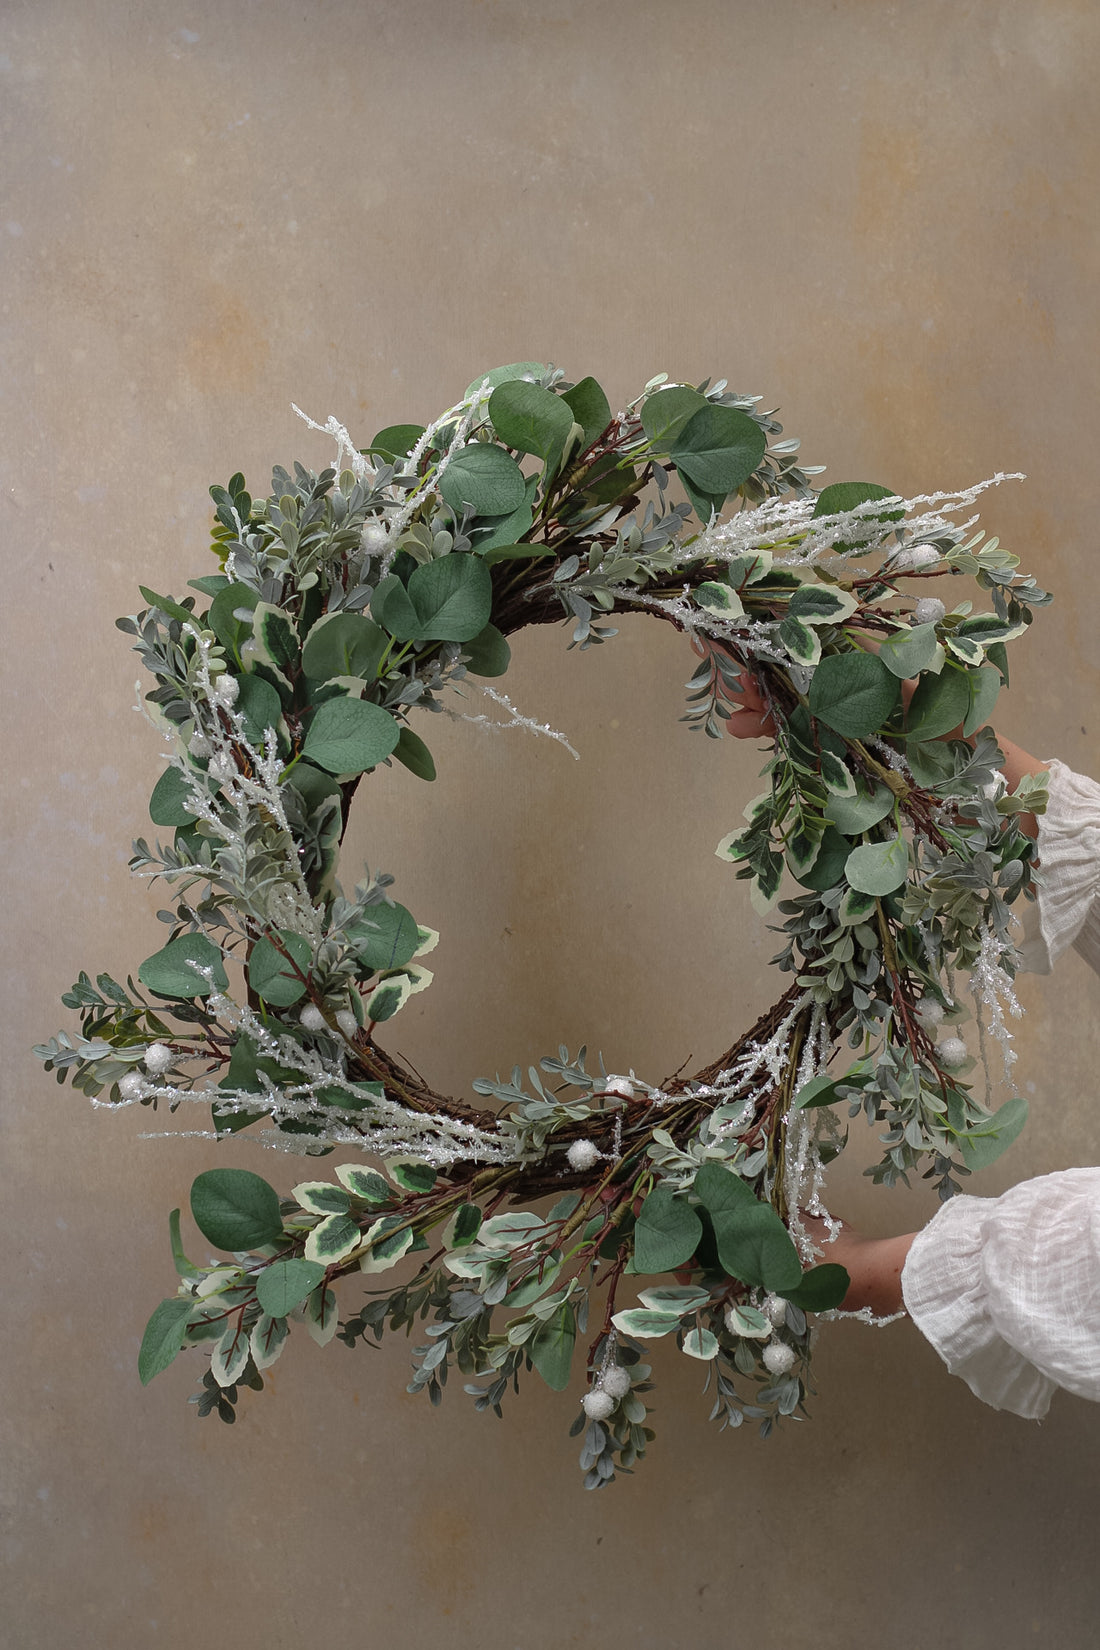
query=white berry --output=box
[567,1139,600,1172]
[212,673,239,707]
[361,519,391,553]
[937,1036,969,1069]
[335,1009,359,1039]
[143,1042,174,1075]
[118,1072,148,1101]
[892,545,940,572]
[582,1389,616,1420]
[602,1076,633,1099]
[916,998,945,1029]
[299,1004,327,1032]
[600,1365,632,1399]
[914,597,946,625]
[762,1342,796,1375]
[764,1294,789,1328]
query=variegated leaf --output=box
[304,1213,362,1265]
[250,1313,290,1372]
[291,1180,351,1217]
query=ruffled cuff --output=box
[901,1194,1057,1419]
[1016,759,1100,977]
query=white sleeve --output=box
[900,1168,1100,1418]
[1016,760,1100,976]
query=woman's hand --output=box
[690,638,776,741]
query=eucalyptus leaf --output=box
[905,667,970,741]
[778,1263,850,1311]
[808,652,900,740]
[149,766,199,827]
[138,1297,195,1385]
[255,1258,327,1318]
[347,901,420,971]
[488,380,573,460]
[633,1184,704,1274]
[190,1168,283,1251]
[302,613,389,683]
[693,1161,801,1293]
[963,664,1001,736]
[438,444,526,518]
[248,930,312,1007]
[561,377,612,447]
[878,622,940,679]
[529,1303,576,1391]
[138,934,228,999]
[392,726,437,781]
[302,698,400,776]
[670,406,766,496]
[844,835,909,896]
[824,783,895,835]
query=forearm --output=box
[804,1217,917,1316]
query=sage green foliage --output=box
[39,362,1054,1480]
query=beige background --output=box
[3,2,1100,1645]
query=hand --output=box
[690,638,776,740]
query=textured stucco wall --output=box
[3,3,1099,1646]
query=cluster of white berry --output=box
[916,996,969,1070]
[581,1362,633,1420]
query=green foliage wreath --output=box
[37,364,1051,1485]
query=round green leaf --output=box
[207,584,259,657]
[878,622,940,679]
[391,726,436,782]
[561,376,612,447]
[844,835,909,896]
[633,1184,704,1274]
[302,613,389,683]
[149,765,199,827]
[406,554,493,643]
[237,673,283,747]
[462,622,511,678]
[808,652,901,740]
[640,385,708,448]
[138,1297,195,1386]
[812,481,902,521]
[302,697,400,776]
[464,362,546,397]
[670,406,767,496]
[528,1302,576,1391]
[438,443,526,518]
[248,930,312,1006]
[488,380,573,460]
[904,666,970,741]
[824,782,895,835]
[138,933,228,998]
[778,1263,851,1311]
[963,664,1001,737]
[190,1167,284,1251]
[366,424,424,462]
[255,1257,327,1318]
[347,901,419,971]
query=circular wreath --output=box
[37,364,1051,1485]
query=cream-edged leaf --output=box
[250,1313,290,1372]
[291,1181,351,1217]
[304,1213,362,1264]
[304,1286,338,1346]
[211,1320,251,1387]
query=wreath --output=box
[37,364,1051,1487]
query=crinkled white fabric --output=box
[902,760,1100,1415]
[902,1170,1100,1418]
[1015,759,1100,975]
